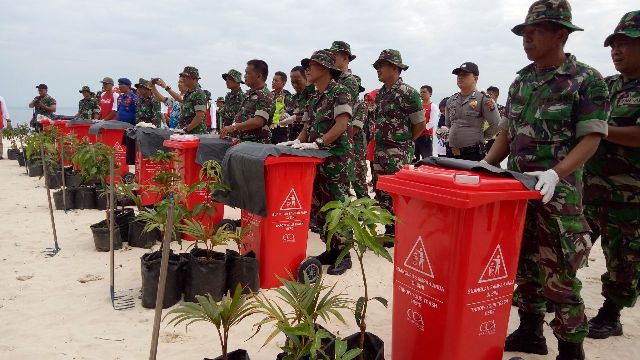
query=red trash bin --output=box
[67,122,97,144]
[163,138,225,239]
[52,120,72,166]
[135,150,164,206]
[97,127,128,183]
[240,155,323,289]
[377,164,540,360]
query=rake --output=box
[41,144,61,257]
[148,200,175,360]
[109,155,135,310]
[60,141,68,212]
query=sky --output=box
[0,0,636,119]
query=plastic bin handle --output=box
[415,157,537,190]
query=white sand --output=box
[1,141,638,359]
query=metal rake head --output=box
[42,246,61,257]
[111,287,135,310]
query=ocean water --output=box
[6,107,78,126]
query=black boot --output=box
[313,247,341,266]
[327,252,352,275]
[504,310,548,355]
[587,299,623,339]
[556,339,585,360]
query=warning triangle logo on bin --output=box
[404,236,435,278]
[478,245,508,283]
[280,188,302,210]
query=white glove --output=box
[292,142,319,150]
[277,139,300,147]
[278,115,297,127]
[525,169,560,204]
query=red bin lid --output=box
[396,164,529,191]
[163,138,200,149]
[377,164,540,208]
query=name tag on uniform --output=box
[618,96,640,106]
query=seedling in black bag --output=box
[321,197,395,359]
[252,273,352,360]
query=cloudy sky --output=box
[0,0,635,117]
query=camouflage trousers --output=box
[585,204,640,308]
[311,154,353,243]
[515,201,592,343]
[350,131,368,199]
[372,146,412,213]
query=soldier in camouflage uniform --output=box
[372,49,425,238]
[280,50,353,275]
[483,2,610,359]
[219,60,273,143]
[584,10,640,341]
[29,84,56,130]
[221,69,245,127]
[178,66,208,134]
[76,86,100,120]
[281,66,314,141]
[351,75,369,199]
[134,79,162,127]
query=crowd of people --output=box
[2,1,638,359]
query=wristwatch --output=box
[314,137,324,149]
[165,86,171,91]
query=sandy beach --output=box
[1,139,638,360]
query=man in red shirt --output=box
[99,77,119,120]
[414,85,438,161]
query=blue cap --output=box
[117,78,132,87]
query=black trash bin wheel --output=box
[297,257,322,284]
[122,172,135,184]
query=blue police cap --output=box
[117,78,132,87]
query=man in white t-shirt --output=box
[0,95,11,159]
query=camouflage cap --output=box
[511,0,583,36]
[329,41,356,61]
[604,11,640,47]
[135,78,151,90]
[79,85,91,93]
[216,96,225,103]
[179,66,201,79]
[100,77,114,85]
[353,75,365,93]
[301,49,341,72]
[222,69,244,84]
[372,49,409,71]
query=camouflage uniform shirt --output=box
[305,80,352,156]
[585,75,640,204]
[337,72,360,107]
[222,89,244,127]
[293,85,316,116]
[373,78,424,152]
[136,96,162,127]
[33,95,56,118]
[235,86,272,143]
[180,86,208,134]
[500,54,609,215]
[78,98,99,120]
